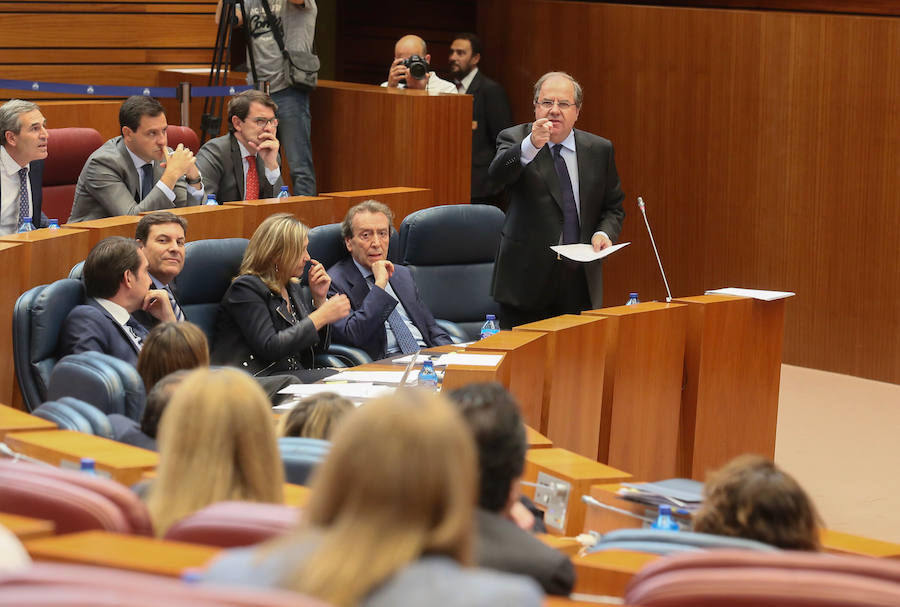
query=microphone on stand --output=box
[637,196,673,303]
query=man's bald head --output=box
[394,34,428,60]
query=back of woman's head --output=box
[283,389,478,606]
[137,321,209,393]
[693,454,821,550]
[147,368,284,535]
[239,213,308,292]
[277,393,354,439]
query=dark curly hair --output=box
[692,454,822,551]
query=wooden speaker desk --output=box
[225,195,334,237]
[140,204,244,241]
[467,330,548,431]
[25,530,220,577]
[521,447,632,537]
[63,215,141,248]
[570,549,658,597]
[514,314,609,453]
[674,294,785,479]
[583,302,687,480]
[0,403,57,439]
[4,430,158,486]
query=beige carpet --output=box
[775,364,900,543]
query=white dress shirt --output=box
[0,146,33,235]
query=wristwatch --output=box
[185,173,203,185]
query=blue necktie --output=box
[139,163,153,201]
[125,317,148,348]
[17,167,30,228]
[164,285,185,321]
[367,275,419,355]
[552,145,580,245]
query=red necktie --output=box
[245,155,260,200]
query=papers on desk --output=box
[619,479,704,513]
[325,371,418,385]
[550,241,629,263]
[275,382,395,407]
[391,353,504,367]
[705,287,796,301]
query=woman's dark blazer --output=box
[211,274,329,375]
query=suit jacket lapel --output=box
[345,260,371,309]
[229,134,245,200]
[532,133,564,212]
[88,299,141,355]
[574,130,597,238]
[116,138,142,201]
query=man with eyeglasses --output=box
[196,90,284,203]
[327,200,452,361]
[489,71,625,328]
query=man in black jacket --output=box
[449,33,513,208]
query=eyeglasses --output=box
[535,99,575,110]
[354,229,390,243]
[249,117,278,128]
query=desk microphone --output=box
[581,495,655,524]
[637,196,673,303]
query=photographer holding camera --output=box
[381,34,457,94]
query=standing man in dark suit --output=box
[69,95,205,222]
[0,99,49,234]
[489,71,625,328]
[133,211,188,330]
[448,382,575,595]
[59,236,175,366]
[196,90,283,203]
[449,33,513,207]
[327,200,453,361]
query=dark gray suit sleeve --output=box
[82,154,179,216]
[596,143,625,242]
[489,126,527,187]
[195,141,226,200]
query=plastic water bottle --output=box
[48,219,60,230]
[277,185,290,199]
[417,360,439,391]
[651,504,679,531]
[80,457,99,476]
[205,194,218,206]
[16,217,34,233]
[625,292,640,306]
[480,314,499,340]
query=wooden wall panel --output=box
[479,0,900,383]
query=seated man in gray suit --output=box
[196,89,283,203]
[69,95,204,222]
[448,382,576,596]
[59,236,175,366]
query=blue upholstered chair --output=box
[278,437,331,486]
[398,204,505,340]
[32,397,114,439]
[588,528,780,556]
[174,237,249,341]
[47,352,145,420]
[13,278,85,411]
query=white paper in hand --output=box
[550,242,630,263]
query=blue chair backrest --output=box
[399,204,504,340]
[13,278,85,411]
[175,238,249,341]
[588,529,780,556]
[32,396,114,439]
[48,352,145,420]
[278,437,330,486]
[68,260,85,280]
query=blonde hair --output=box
[276,393,354,439]
[147,368,284,535]
[136,321,209,394]
[239,213,309,293]
[693,454,822,551]
[275,390,477,606]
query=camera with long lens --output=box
[402,55,428,80]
